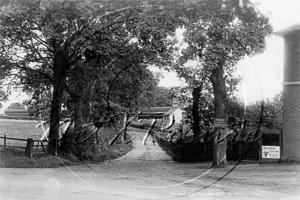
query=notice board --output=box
[259,129,282,164]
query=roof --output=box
[4,109,29,117]
[141,107,172,113]
[163,108,179,116]
[138,107,172,119]
[275,23,300,37]
[130,106,184,119]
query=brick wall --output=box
[283,85,300,161]
[282,30,300,162]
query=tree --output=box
[7,102,24,109]
[172,55,210,139]
[0,0,107,151]
[23,85,52,119]
[244,92,283,132]
[170,75,240,141]
[269,91,283,129]
[0,0,181,153]
[146,86,172,107]
[174,0,272,167]
[0,80,8,109]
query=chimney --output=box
[172,98,179,109]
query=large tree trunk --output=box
[48,51,70,155]
[192,87,201,139]
[210,64,228,168]
[73,96,84,132]
[48,73,66,154]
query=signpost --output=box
[214,118,227,128]
[262,146,280,159]
[259,129,282,164]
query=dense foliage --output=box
[169,0,272,167]
[0,0,274,167]
[6,102,24,109]
[0,0,179,142]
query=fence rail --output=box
[0,135,47,157]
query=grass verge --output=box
[0,119,133,168]
[0,136,132,168]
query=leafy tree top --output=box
[180,0,273,71]
[7,102,24,109]
[0,0,181,89]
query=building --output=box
[276,24,300,162]
[4,108,29,117]
[138,98,185,129]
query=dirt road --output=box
[0,131,300,200]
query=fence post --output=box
[4,135,6,149]
[238,141,242,158]
[25,138,34,158]
[53,138,57,156]
[49,138,57,156]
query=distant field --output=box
[0,119,43,148]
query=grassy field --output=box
[0,119,43,147]
[0,119,133,168]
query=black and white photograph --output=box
[0,0,299,199]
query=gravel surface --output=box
[0,131,299,200]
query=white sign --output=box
[214,118,227,128]
[262,146,280,159]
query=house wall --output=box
[173,109,183,124]
[162,116,169,127]
[282,30,300,162]
[161,109,184,129]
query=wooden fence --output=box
[156,134,260,162]
[0,135,47,157]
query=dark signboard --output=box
[262,134,280,146]
[259,129,282,163]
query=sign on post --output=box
[262,146,280,159]
[259,129,282,164]
[214,118,227,128]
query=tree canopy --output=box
[0,0,273,166]
[0,0,187,154]
[170,0,272,167]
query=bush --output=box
[129,120,162,131]
[60,121,132,161]
[59,125,98,159]
[129,121,149,129]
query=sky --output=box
[158,0,300,104]
[1,0,300,113]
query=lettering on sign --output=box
[214,118,227,128]
[262,146,280,159]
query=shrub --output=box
[60,120,132,160]
[129,121,162,131]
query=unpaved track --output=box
[0,131,300,200]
